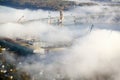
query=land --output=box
[0,0,100,10]
[0,0,76,10]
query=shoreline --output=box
[0,1,56,11]
[0,0,75,11]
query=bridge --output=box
[0,38,34,56]
[20,13,120,24]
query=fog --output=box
[0,3,120,80]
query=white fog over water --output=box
[0,2,120,80]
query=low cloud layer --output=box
[16,29,120,80]
[0,4,120,80]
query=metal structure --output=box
[19,13,120,25]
